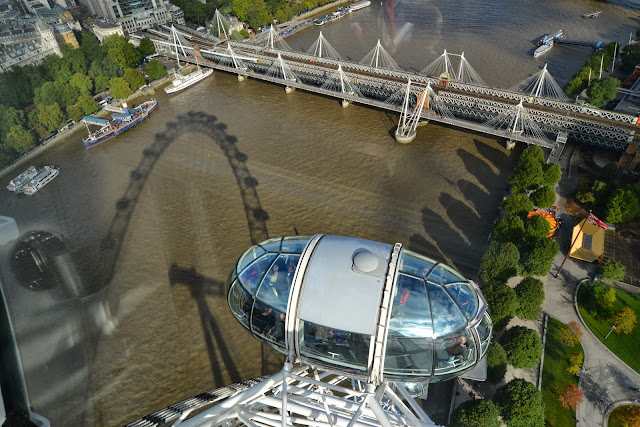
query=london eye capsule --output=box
[227,234,492,383]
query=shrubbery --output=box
[501,326,543,369]
[495,379,545,427]
[450,399,500,427]
[483,285,518,328]
[486,342,508,383]
[514,277,544,320]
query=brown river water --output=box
[0,0,638,425]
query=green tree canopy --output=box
[541,162,562,187]
[38,103,65,131]
[487,341,508,383]
[77,93,100,116]
[501,326,543,368]
[6,125,35,153]
[502,193,534,217]
[69,72,93,95]
[66,104,84,122]
[139,37,156,56]
[34,81,65,107]
[520,145,545,164]
[450,399,500,427]
[495,379,544,427]
[491,216,524,244]
[481,241,520,285]
[109,77,133,99]
[62,83,81,107]
[519,237,558,277]
[599,260,626,282]
[514,277,544,320]
[523,214,551,239]
[123,68,147,91]
[146,59,167,80]
[508,156,543,192]
[587,77,621,108]
[605,188,640,223]
[0,67,34,108]
[609,307,637,334]
[78,30,104,63]
[0,105,26,142]
[105,35,142,69]
[0,144,14,168]
[596,286,616,310]
[482,284,518,328]
[530,186,556,208]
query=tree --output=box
[523,214,551,239]
[6,125,35,153]
[450,399,500,427]
[247,0,272,30]
[123,68,147,91]
[491,216,524,244]
[494,379,544,427]
[109,77,133,99]
[62,83,81,107]
[0,105,26,141]
[542,162,562,187]
[558,384,583,410]
[502,193,534,217]
[608,307,637,334]
[69,72,93,95]
[514,277,544,320]
[605,188,640,223]
[0,144,14,168]
[77,93,100,116]
[139,37,156,56]
[529,186,556,208]
[508,156,543,192]
[618,405,640,426]
[232,0,250,21]
[501,326,542,368]
[105,35,142,69]
[480,241,520,285]
[599,260,626,282]
[66,104,84,122]
[518,237,558,277]
[483,284,518,328]
[587,77,621,108]
[38,103,65,131]
[596,286,617,310]
[146,59,167,80]
[519,144,545,164]
[34,81,64,106]
[558,321,583,346]
[487,341,508,384]
[567,352,583,375]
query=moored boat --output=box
[349,0,371,11]
[21,165,59,195]
[82,100,158,149]
[7,166,39,193]
[582,11,601,18]
[533,42,553,58]
[165,68,213,94]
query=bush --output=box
[501,326,543,369]
[596,286,616,310]
[483,285,518,328]
[491,216,524,244]
[529,186,556,208]
[519,237,558,277]
[523,214,551,239]
[542,163,562,187]
[508,157,543,192]
[487,342,508,383]
[495,378,545,427]
[450,399,500,427]
[608,307,637,334]
[480,241,520,285]
[515,277,544,320]
[558,321,583,346]
[567,352,583,375]
[599,260,626,282]
[605,188,640,223]
[146,59,167,80]
[502,193,534,217]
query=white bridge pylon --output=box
[266,53,298,91]
[212,9,230,40]
[264,24,292,51]
[321,64,363,107]
[483,99,552,147]
[176,361,438,427]
[307,31,343,60]
[421,50,485,86]
[360,39,401,70]
[509,63,569,101]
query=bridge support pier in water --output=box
[285,86,295,93]
[341,99,350,108]
[238,75,246,81]
[394,129,416,144]
[506,139,516,150]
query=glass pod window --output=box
[298,321,370,372]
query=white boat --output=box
[7,166,39,193]
[582,11,601,18]
[533,42,553,58]
[21,166,59,195]
[349,0,371,11]
[164,25,213,95]
[165,68,213,94]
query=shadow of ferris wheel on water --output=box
[102,111,281,381]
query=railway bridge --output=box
[143,23,638,162]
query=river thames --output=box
[0,0,638,425]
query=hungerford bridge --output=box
[144,22,638,160]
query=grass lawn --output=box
[577,281,640,374]
[541,317,584,427]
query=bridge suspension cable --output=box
[266,52,298,83]
[360,39,401,71]
[321,64,363,99]
[307,31,343,60]
[219,43,248,71]
[483,99,550,146]
[421,50,485,86]
[264,24,292,51]
[212,9,230,39]
[395,80,427,143]
[510,63,568,101]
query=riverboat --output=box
[349,0,371,11]
[582,11,601,18]
[165,68,213,94]
[7,166,39,193]
[533,42,553,58]
[21,166,59,195]
[314,7,350,25]
[538,30,563,46]
[82,100,158,149]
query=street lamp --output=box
[605,325,617,339]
